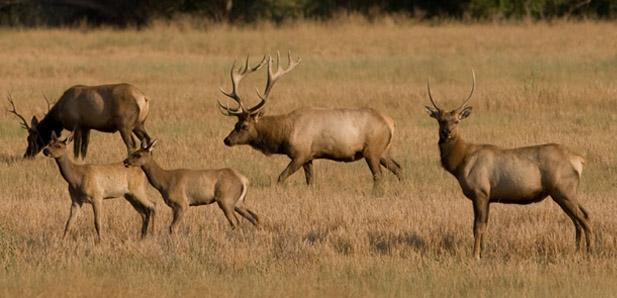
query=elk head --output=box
[42,132,73,158]
[218,51,301,146]
[7,94,50,158]
[123,139,158,168]
[425,70,476,142]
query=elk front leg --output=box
[303,161,314,185]
[277,158,305,184]
[91,197,104,243]
[73,128,82,159]
[472,197,490,260]
[169,204,187,235]
[80,129,90,159]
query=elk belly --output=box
[489,163,544,203]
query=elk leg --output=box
[133,126,152,148]
[169,205,186,235]
[218,201,238,229]
[303,161,314,185]
[472,197,490,260]
[277,159,305,184]
[119,129,137,153]
[73,128,82,159]
[552,194,593,254]
[365,155,383,194]
[124,194,151,238]
[64,189,82,239]
[235,206,259,226]
[91,197,104,243]
[80,129,90,159]
[380,157,403,181]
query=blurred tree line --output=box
[0,0,614,27]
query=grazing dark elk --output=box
[123,140,258,234]
[7,83,152,159]
[43,132,156,242]
[424,71,592,259]
[217,52,402,192]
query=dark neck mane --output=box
[438,134,471,176]
[250,115,292,156]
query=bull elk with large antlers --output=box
[7,83,152,159]
[217,52,402,192]
[424,70,592,259]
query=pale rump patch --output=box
[136,95,149,123]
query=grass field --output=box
[1,19,617,297]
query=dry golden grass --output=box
[1,20,617,297]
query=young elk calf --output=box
[123,140,259,234]
[425,71,592,259]
[43,132,156,242]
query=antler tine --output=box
[255,50,301,105]
[426,79,441,111]
[217,99,244,117]
[7,93,30,130]
[456,69,476,111]
[219,55,267,116]
[42,93,53,113]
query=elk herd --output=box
[7,52,593,259]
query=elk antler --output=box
[426,78,441,111]
[7,93,30,130]
[218,55,267,116]
[456,69,476,111]
[253,51,301,114]
[42,93,54,113]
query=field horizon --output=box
[1,20,617,297]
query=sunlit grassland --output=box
[1,20,617,297]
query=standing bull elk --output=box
[217,52,402,192]
[424,71,592,259]
[7,83,152,159]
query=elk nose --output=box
[123,160,129,168]
[223,138,231,146]
[42,149,49,157]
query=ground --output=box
[0,20,616,297]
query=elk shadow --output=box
[368,230,426,255]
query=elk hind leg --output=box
[365,154,384,195]
[235,206,259,227]
[133,125,152,148]
[119,128,137,153]
[551,192,593,253]
[124,194,154,238]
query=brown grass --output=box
[1,20,617,297]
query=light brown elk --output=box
[8,83,152,159]
[42,132,156,242]
[424,71,592,259]
[217,53,402,191]
[123,140,258,234]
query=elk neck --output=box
[439,133,470,176]
[249,115,293,156]
[139,157,171,192]
[37,111,63,145]
[53,154,83,188]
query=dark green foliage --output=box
[0,0,614,27]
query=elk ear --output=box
[64,133,74,144]
[50,131,58,142]
[458,106,473,120]
[30,116,39,127]
[146,139,158,152]
[425,106,439,119]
